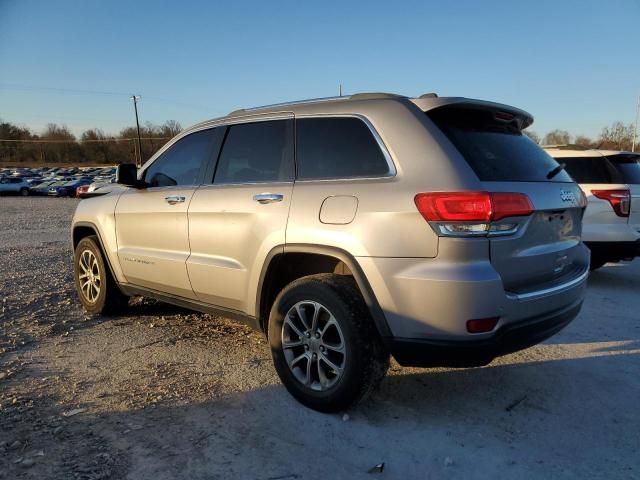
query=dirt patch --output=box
[1,197,639,479]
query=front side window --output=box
[144,128,217,187]
[214,119,293,184]
[296,117,390,180]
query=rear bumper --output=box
[582,222,640,243]
[586,240,640,260]
[390,300,582,367]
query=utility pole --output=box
[131,95,143,166]
[633,94,640,153]
[338,83,343,97]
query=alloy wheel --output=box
[78,249,101,303]
[282,300,346,391]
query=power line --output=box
[0,83,131,97]
[0,83,212,113]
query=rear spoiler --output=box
[411,96,534,130]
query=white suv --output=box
[0,176,31,196]
[545,147,640,269]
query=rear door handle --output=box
[164,195,186,205]
[253,193,283,204]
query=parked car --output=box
[78,180,124,198]
[76,185,90,198]
[31,180,62,195]
[544,146,640,270]
[50,178,93,197]
[72,92,589,412]
[26,178,45,186]
[0,176,31,196]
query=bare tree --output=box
[598,122,634,150]
[161,120,182,138]
[523,130,541,144]
[574,135,594,147]
[543,130,571,146]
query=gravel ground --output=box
[0,196,639,479]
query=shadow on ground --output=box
[3,342,639,480]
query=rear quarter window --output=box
[427,108,572,183]
[296,117,390,180]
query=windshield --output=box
[427,107,572,183]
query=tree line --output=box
[524,121,637,150]
[0,118,637,166]
[0,120,182,165]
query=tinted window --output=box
[606,154,640,184]
[214,120,293,184]
[428,108,572,182]
[296,117,389,180]
[144,128,217,187]
[561,157,617,184]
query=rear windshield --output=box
[555,154,640,184]
[427,108,572,183]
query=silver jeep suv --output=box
[72,93,589,411]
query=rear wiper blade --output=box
[547,162,566,180]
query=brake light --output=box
[415,192,492,222]
[591,189,630,217]
[414,192,533,222]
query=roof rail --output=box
[349,92,406,100]
[228,96,345,116]
[227,92,410,116]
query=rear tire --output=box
[268,274,389,412]
[74,235,128,314]
[20,188,29,196]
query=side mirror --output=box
[116,163,143,188]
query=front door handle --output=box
[253,193,284,204]
[165,195,186,205]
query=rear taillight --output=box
[414,191,533,236]
[414,192,492,222]
[591,189,630,217]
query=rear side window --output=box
[214,119,293,184]
[605,154,640,184]
[144,128,217,187]
[428,108,572,183]
[560,157,618,184]
[296,117,390,180]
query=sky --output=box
[0,0,639,139]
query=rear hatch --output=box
[426,104,588,294]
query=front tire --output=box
[74,235,128,314]
[268,274,389,412]
[20,188,29,196]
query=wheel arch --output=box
[256,244,392,340]
[72,221,123,290]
